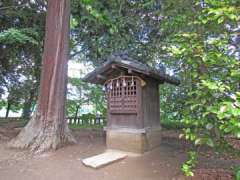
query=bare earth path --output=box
[0,128,239,180]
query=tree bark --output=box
[9,0,76,153]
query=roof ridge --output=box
[83,54,180,86]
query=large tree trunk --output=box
[9,0,76,153]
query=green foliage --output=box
[0,1,45,116]
[161,0,240,143]
[0,100,7,110]
[181,151,197,177]
[158,0,240,176]
[235,166,240,180]
[80,113,96,120]
[67,76,106,117]
[0,28,39,45]
[161,119,191,130]
[71,0,164,64]
[159,82,187,125]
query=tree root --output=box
[8,114,76,154]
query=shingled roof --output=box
[83,54,180,85]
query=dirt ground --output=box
[0,127,239,180]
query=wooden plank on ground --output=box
[82,151,127,169]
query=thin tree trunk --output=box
[9,0,76,153]
[21,88,35,120]
[5,100,11,118]
[74,105,80,119]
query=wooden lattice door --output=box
[107,76,139,114]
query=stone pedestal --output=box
[106,127,162,154]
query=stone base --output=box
[106,127,161,154]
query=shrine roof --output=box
[83,54,180,85]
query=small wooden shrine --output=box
[83,54,180,153]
